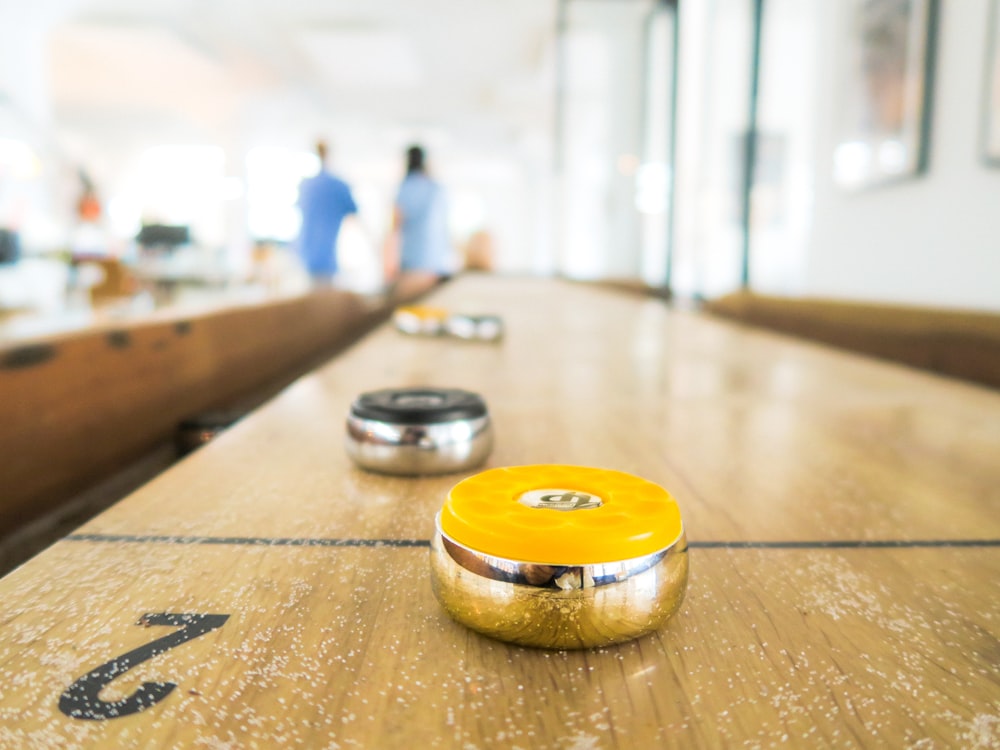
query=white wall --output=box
[673,0,753,299]
[749,0,820,297]
[806,0,1000,311]
[0,7,54,125]
[557,0,652,280]
[679,0,1000,311]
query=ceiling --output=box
[45,0,559,158]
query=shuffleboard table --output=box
[0,275,997,748]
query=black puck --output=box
[349,388,488,425]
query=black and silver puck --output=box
[345,387,493,475]
[443,314,503,342]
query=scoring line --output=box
[64,533,1000,550]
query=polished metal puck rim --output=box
[434,513,685,590]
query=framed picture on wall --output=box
[832,0,938,190]
[984,0,1000,165]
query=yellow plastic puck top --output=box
[395,305,448,321]
[440,465,683,565]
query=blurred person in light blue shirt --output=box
[392,145,455,278]
[296,139,357,281]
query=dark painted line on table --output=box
[65,533,1000,550]
[690,539,1000,549]
[66,533,430,548]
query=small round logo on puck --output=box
[391,392,446,408]
[517,489,604,512]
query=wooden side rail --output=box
[0,288,389,534]
[703,291,1000,390]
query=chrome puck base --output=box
[430,524,688,649]
[345,388,493,476]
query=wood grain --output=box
[0,541,996,748]
[0,287,398,534]
[0,275,997,748]
[77,276,1000,544]
[704,289,1000,390]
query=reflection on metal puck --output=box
[393,306,503,342]
[175,410,245,457]
[430,465,688,649]
[443,315,503,342]
[346,387,493,475]
[393,306,449,336]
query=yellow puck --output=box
[430,465,688,649]
[440,464,683,565]
[393,305,449,335]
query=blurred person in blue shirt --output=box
[296,140,358,281]
[391,145,455,279]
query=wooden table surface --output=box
[0,275,997,749]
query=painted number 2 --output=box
[59,612,230,721]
